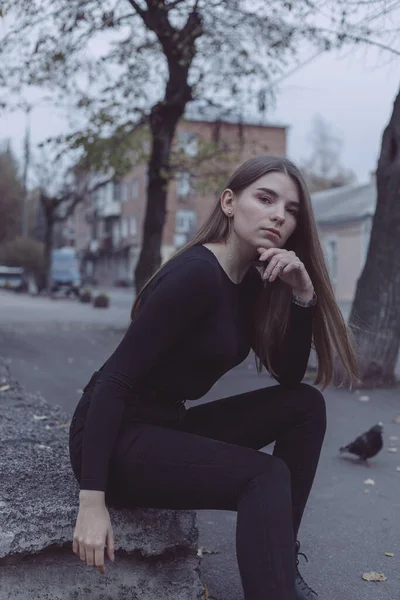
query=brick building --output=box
[70,116,287,285]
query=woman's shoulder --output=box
[161,245,221,279]
[149,245,221,293]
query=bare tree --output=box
[1,0,399,290]
[340,87,400,388]
[300,114,357,193]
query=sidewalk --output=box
[0,289,131,328]
[1,289,400,598]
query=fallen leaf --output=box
[196,546,219,556]
[388,447,398,453]
[362,571,387,582]
[364,489,370,494]
[384,552,394,557]
[0,384,10,392]
[58,423,70,428]
[36,444,52,451]
[389,435,399,441]
[76,388,84,394]
[396,466,400,472]
[363,478,375,485]
[359,395,370,402]
[45,425,51,430]
[393,415,400,424]
[33,415,48,421]
[68,357,74,364]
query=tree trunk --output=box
[134,86,193,293]
[133,5,202,294]
[43,210,54,296]
[341,88,400,388]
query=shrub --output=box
[0,236,45,289]
[115,278,131,287]
[80,289,92,303]
[92,293,110,308]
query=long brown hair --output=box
[131,155,359,389]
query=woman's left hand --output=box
[257,247,313,295]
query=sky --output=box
[270,44,399,183]
[0,25,399,185]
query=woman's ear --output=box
[220,188,235,213]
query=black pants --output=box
[70,382,326,600]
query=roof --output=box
[183,104,288,130]
[311,181,377,225]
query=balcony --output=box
[98,200,121,219]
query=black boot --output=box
[294,540,318,599]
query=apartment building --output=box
[70,116,287,285]
[311,174,376,308]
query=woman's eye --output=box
[259,196,272,203]
[287,208,299,216]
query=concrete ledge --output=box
[0,359,204,599]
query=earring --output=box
[228,210,232,216]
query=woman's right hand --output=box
[72,495,115,575]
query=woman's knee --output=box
[244,452,292,493]
[296,383,327,428]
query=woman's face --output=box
[224,171,300,250]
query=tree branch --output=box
[126,0,148,20]
[164,0,188,10]
[316,27,400,56]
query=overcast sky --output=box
[270,44,399,183]
[0,34,398,185]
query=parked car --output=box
[0,266,25,291]
[50,248,81,297]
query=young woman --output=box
[69,155,359,600]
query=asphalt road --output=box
[1,289,399,599]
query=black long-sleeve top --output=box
[79,244,313,491]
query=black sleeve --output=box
[248,268,314,388]
[269,303,314,388]
[80,258,218,492]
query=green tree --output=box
[0,236,45,288]
[0,141,23,244]
[1,1,399,291]
[33,156,111,294]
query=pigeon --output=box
[339,423,384,466]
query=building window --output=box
[176,209,197,234]
[112,220,120,247]
[131,179,139,200]
[121,182,129,203]
[94,184,108,211]
[177,131,198,157]
[174,233,187,249]
[176,171,192,197]
[113,181,122,202]
[325,237,338,283]
[362,217,372,265]
[121,218,129,238]
[102,182,113,207]
[130,216,137,236]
